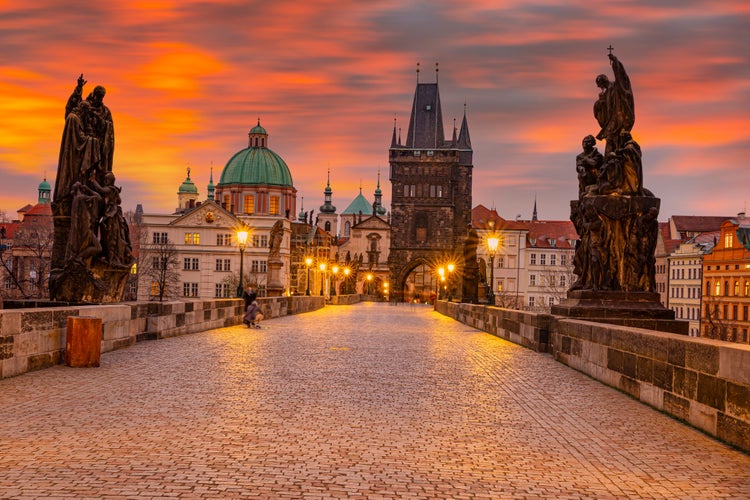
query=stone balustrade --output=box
[436,300,750,454]
[0,296,324,380]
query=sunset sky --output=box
[1,1,748,222]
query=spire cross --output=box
[607,44,614,55]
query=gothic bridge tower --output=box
[387,67,473,301]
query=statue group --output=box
[568,50,660,294]
[50,74,134,302]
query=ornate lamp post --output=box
[447,263,455,300]
[487,232,499,306]
[437,266,445,300]
[305,257,313,296]
[343,267,350,294]
[383,281,389,300]
[331,265,338,296]
[319,262,327,296]
[366,273,373,295]
[236,228,249,297]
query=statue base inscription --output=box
[551,290,688,335]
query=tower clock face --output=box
[205,211,215,223]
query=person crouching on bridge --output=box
[243,292,263,329]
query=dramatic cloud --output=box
[0,0,748,222]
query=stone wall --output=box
[328,294,362,306]
[436,300,750,453]
[435,301,550,352]
[0,296,324,380]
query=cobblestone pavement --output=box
[1,303,749,499]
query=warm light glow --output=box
[236,229,249,247]
[384,282,389,288]
[438,267,445,277]
[305,257,313,267]
[447,263,455,273]
[367,274,373,281]
[344,268,350,276]
[332,265,339,274]
[487,235,500,255]
[319,262,326,272]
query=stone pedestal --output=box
[65,316,101,367]
[266,260,284,297]
[50,260,131,304]
[551,290,688,335]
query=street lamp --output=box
[366,273,373,295]
[236,228,249,297]
[383,281,389,300]
[305,256,313,295]
[331,265,339,296]
[447,263,455,300]
[487,232,499,306]
[437,266,445,300]
[319,262,327,296]
[343,267,350,294]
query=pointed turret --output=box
[405,78,444,149]
[319,168,336,214]
[374,169,386,216]
[207,166,215,201]
[457,104,472,149]
[390,117,398,148]
[532,197,538,222]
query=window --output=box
[185,233,200,245]
[253,235,268,248]
[744,306,748,321]
[733,305,738,320]
[498,256,505,268]
[530,253,537,265]
[725,281,729,296]
[215,283,231,298]
[150,281,159,296]
[725,232,733,248]
[550,254,557,266]
[540,254,546,266]
[560,254,567,266]
[152,257,167,270]
[548,275,556,287]
[560,275,566,288]
[152,232,168,244]
[216,234,232,246]
[734,281,740,296]
[251,260,267,273]
[183,258,199,270]
[529,274,536,286]
[215,259,231,271]
[183,282,199,297]
[745,281,749,296]
[706,281,711,296]
[715,281,721,296]
[244,195,255,215]
[344,221,351,236]
[528,296,535,307]
[222,195,230,210]
[270,196,280,215]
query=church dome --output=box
[220,148,293,187]
[218,121,293,188]
[178,171,198,194]
[39,178,51,192]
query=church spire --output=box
[532,196,538,222]
[374,169,386,216]
[207,163,215,201]
[457,102,472,149]
[320,167,336,214]
[391,116,398,148]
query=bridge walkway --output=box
[1,302,748,498]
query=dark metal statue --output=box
[49,74,134,303]
[569,50,659,293]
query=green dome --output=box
[250,123,267,135]
[342,190,372,215]
[39,179,51,191]
[178,175,198,194]
[220,147,293,187]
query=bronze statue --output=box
[567,50,659,293]
[594,52,634,155]
[268,220,284,260]
[50,74,133,302]
[576,135,603,198]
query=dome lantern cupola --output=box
[248,118,268,148]
[38,176,51,204]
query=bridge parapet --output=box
[0,295,325,380]
[436,300,750,454]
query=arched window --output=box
[734,281,739,296]
[745,281,749,296]
[724,281,729,296]
[324,221,331,232]
[706,281,711,296]
[715,281,721,296]
[344,221,351,236]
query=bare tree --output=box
[139,232,180,302]
[1,214,53,299]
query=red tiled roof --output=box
[0,222,20,239]
[24,203,52,217]
[671,215,732,234]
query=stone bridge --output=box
[0,300,749,497]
